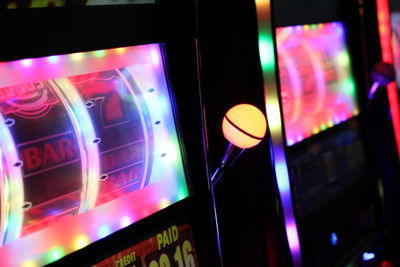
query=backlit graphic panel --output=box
[276,22,359,146]
[0,44,188,266]
[94,223,199,267]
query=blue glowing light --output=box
[362,252,375,261]
[98,225,111,238]
[330,232,338,246]
[48,56,60,64]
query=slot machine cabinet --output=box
[197,1,294,267]
[198,0,397,266]
[0,1,221,266]
[386,2,400,252]
[262,0,399,265]
[362,0,400,261]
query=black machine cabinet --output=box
[0,2,221,266]
[198,0,399,266]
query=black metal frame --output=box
[197,0,397,266]
[0,2,221,266]
[273,0,396,266]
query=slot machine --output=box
[366,0,400,262]
[0,1,221,266]
[198,0,398,266]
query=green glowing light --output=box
[177,186,189,201]
[320,124,327,131]
[343,79,356,96]
[47,247,64,262]
[258,35,276,71]
[311,24,317,30]
[94,50,106,58]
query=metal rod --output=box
[210,176,224,267]
[368,81,380,100]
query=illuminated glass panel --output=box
[276,22,359,146]
[0,44,188,266]
[391,13,400,88]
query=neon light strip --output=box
[254,0,302,266]
[0,45,156,89]
[376,0,400,159]
[0,114,24,244]
[0,147,5,244]
[52,78,101,212]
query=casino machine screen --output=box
[276,22,359,146]
[0,43,190,266]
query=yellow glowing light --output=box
[22,261,38,267]
[304,25,310,30]
[312,127,319,134]
[266,103,282,129]
[337,52,350,66]
[222,104,267,149]
[327,120,334,127]
[116,47,126,54]
[74,235,89,249]
[159,199,170,209]
[71,53,84,61]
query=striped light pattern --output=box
[376,0,400,159]
[254,0,302,266]
[0,44,188,266]
[276,22,359,146]
[51,78,101,213]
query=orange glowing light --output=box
[222,104,267,148]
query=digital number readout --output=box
[94,224,199,267]
[147,240,196,267]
